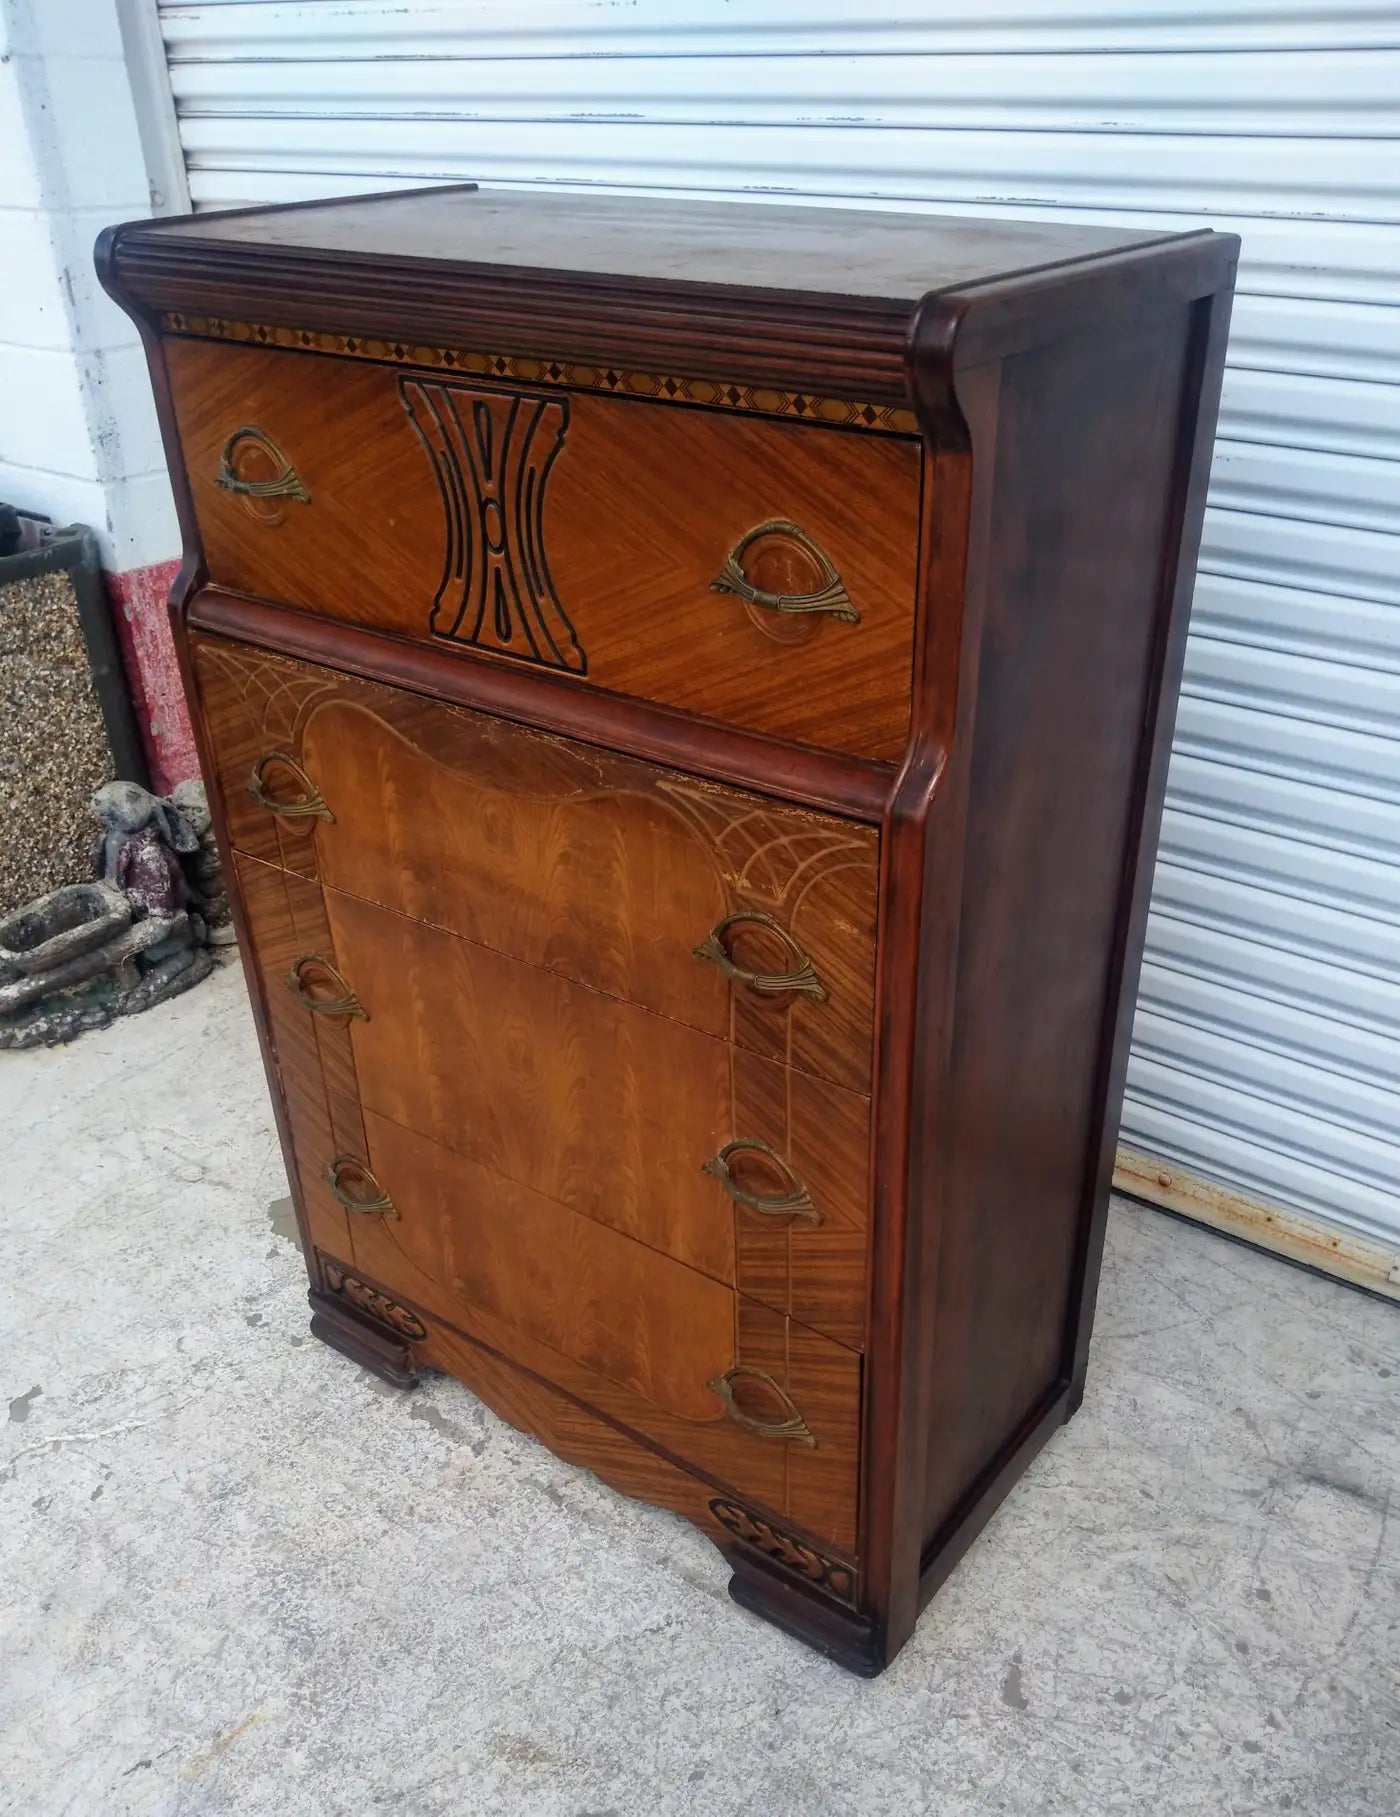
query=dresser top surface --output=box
[132,184,1181,305]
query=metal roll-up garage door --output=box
[151,1,1400,1285]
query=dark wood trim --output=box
[725,1545,885,1677]
[101,229,916,400]
[308,1287,419,1389]
[916,1382,1073,1611]
[1062,275,1238,1401]
[859,315,1005,1661]
[96,197,1230,406]
[187,586,897,823]
[947,232,1238,371]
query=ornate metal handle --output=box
[247,751,334,822]
[325,1156,398,1220]
[703,1140,821,1225]
[693,911,827,1002]
[711,519,860,624]
[708,1367,816,1446]
[284,954,367,1020]
[216,425,310,502]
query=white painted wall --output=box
[0,0,178,568]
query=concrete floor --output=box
[2,963,1397,1817]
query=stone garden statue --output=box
[91,780,198,918]
[0,775,233,1048]
[167,779,236,947]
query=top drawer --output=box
[163,336,922,761]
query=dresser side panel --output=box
[920,292,1223,1543]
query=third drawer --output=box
[239,853,872,1353]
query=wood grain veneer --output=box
[165,336,921,759]
[101,183,1237,1676]
[191,637,881,1096]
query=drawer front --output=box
[193,636,880,1097]
[168,336,921,759]
[233,827,868,1344]
[269,879,869,1349]
[231,855,860,1547]
[332,1116,861,1553]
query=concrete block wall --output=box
[1,0,192,791]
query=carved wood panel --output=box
[400,379,584,672]
[213,657,875,1347]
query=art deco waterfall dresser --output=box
[99,187,1235,1674]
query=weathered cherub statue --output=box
[89,779,214,1002]
[91,780,197,922]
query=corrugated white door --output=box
[152,1,1400,1272]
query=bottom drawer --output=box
[336,1110,861,1553]
[316,1251,862,1592]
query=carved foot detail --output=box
[708,1500,883,1676]
[308,1287,418,1389]
[724,1547,885,1677]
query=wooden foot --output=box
[308,1287,419,1389]
[722,1545,885,1677]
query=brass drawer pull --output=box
[708,1367,816,1446]
[703,1139,821,1225]
[711,519,860,624]
[284,954,367,1020]
[216,425,310,502]
[247,751,334,822]
[693,911,826,1002]
[325,1156,398,1220]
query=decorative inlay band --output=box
[160,313,919,437]
[709,1497,856,1603]
[323,1260,427,1341]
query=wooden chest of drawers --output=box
[100,185,1235,1675]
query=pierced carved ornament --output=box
[709,1497,856,1604]
[400,379,585,674]
[323,1260,427,1341]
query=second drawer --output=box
[195,634,881,1097]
